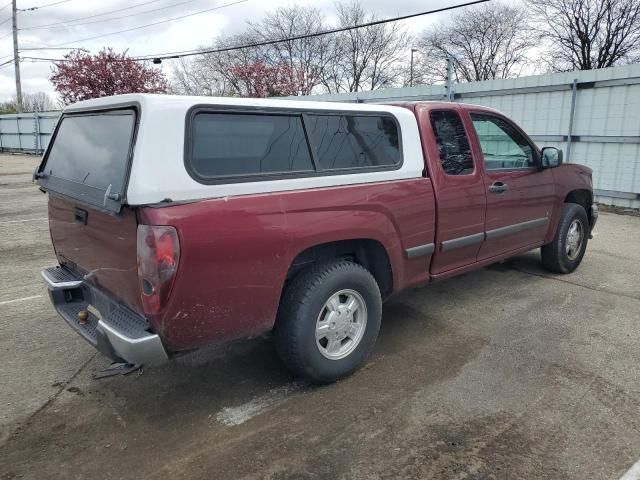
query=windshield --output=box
[38,108,136,211]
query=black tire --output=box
[541,203,589,273]
[274,260,382,383]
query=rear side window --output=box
[305,114,400,170]
[189,113,313,178]
[429,110,474,175]
[43,111,135,193]
[37,108,137,212]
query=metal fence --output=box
[0,111,59,154]
[290,64,640,209]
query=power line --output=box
[19,57,61,62]
[20,46,87,50]
[49,0,247,46]
[27,0,490,64]
[0,1,10,13]
[134,0,491,61]
[21,0,182,30]
[22,0,209,31]
[0,15,10,26]
[18,0,74,12]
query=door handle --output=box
[488,182,508,194]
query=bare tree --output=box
[172,6,330,97]
[247,5,332,95]
[527,0,640,71]
[0,101,17,114]
[170,0,411,96]
[170,57,229,96]
[170,33,263,96]
[417,2,534,84]
[0,92,56,112]
[22,92,56,112]
[320,1,411,93]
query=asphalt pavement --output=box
[1,153,639,480]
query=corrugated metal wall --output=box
[292,64,640,208]
[0,112,59,154]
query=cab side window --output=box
[470,113,536,170]
[429,110,474,175]
[190,112,314,178]
[305,114,401,170]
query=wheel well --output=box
[286,239,393,297]
[565,189,593,224]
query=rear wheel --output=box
[541,203,589,273]
[275,260,382,383]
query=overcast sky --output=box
[0,0,461,102]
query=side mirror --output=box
[541,147,563,168]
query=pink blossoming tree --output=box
[50,48,168,105]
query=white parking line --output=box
[216,383,303,426]
[0,217,47,225]
[620,459,640,480]
[0,295,42,306]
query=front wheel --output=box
[274,260,382,383]
[541,203,589,273]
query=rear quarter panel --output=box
[141,179,435,351]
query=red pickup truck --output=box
[36,94,597,383]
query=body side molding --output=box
[405,243,435,259]
[441,232,485,252]
[485,217,549,240]
[439,218,549,252]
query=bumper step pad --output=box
[41,266,83,289]
[41,265,169,366]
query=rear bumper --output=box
[41,266,168,366]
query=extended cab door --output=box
[466,111,556,261]
[416,104,486,275]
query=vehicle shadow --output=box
[485,250,545,274]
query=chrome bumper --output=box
[41,266,168,366]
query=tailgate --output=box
[48,195,142,313]
[36,105,142,313]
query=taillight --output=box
[137,225,180,315]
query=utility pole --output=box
[12,0,22,112]
[409,48,417,87]
[445,54,454,102]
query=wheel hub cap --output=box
[315,289,367,360]
[566,219,584,260]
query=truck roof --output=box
[66,94,504,118]
[65,93,411,115]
